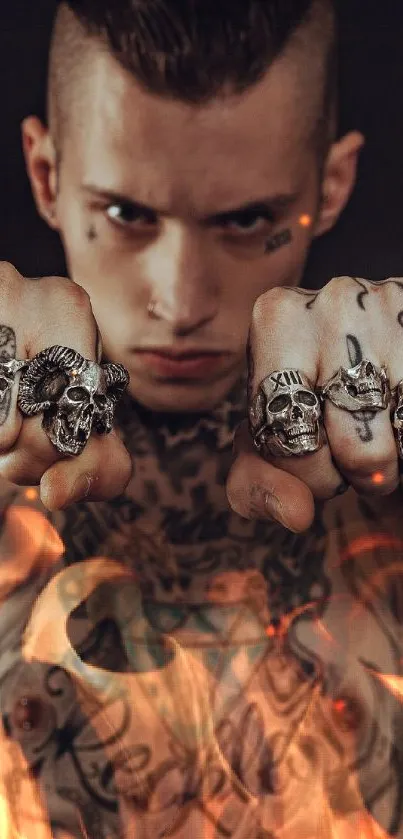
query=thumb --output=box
[226,420,315,532]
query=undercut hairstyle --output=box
[48,0,337,156]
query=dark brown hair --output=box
[57,0,336,104]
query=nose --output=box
[144,224,218,335]
[291,405,303,420]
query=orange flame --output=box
[356,813,393,837]
[0,506,64,599]
[369,672,403,703]
[19,558,399,838]
[336,534,403,568]
[0,714,54,838]
[0,507,394,839]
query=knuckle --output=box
[251,287,298,329]
[0,262,23,293]
[46,276,92,313]
[316,276,353,313]
[0,261,21,279]
[316,277,360,336]
[62,280,93,312]
[380,277,403,306]
[42,278,96,336]
[322,275,354,296]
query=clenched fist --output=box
[228,276,403,532]
[0,263,132,508]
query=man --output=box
[0,0,401,837]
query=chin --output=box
[128,373,240,413]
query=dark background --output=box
[1,0,403,287]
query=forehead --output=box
[67,48,320,212]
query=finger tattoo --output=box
[0,326,16,425]
[286,287,319,310]
[351,276,403,330]
[346,333,376,443]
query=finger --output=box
[0,273,100,482]
[248,288,343,498]
[324,403,398,496]
[23,274,98,361]
[227,421,315,531]
[39,429,133,509]
[0,263,27,448]
[316,279,399,495]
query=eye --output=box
[36,372,69,402]
[94,394,108,410]
[106,202,158,229]
[269,394,290,412]
[219,209,274,237]
[296,390,317,406]
[67,386,88,402]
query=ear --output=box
[21,116,60,230]
[313,130,365,237]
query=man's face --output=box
[48,50,324,412]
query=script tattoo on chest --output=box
[13,381,364,836]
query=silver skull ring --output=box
[249,369,323,458]
[18,345,129,456]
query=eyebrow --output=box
[80,183,298,223]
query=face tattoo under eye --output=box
[265,228,293,253]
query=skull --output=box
[324,361,389,412]
[392,382,403,457]
[18,346,129,456]
[250,369,321,457]
[0,360,15,406]
[0,357,28,417]
[43,362,116,455]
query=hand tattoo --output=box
[0,326,16,425]
[346,333,377,443]
[286,287,319,309]
[351,276,403,330]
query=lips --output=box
[133,349,228,380]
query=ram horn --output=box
[18,345,86,416]
[248,386,267,441]
[102,362,130,403]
